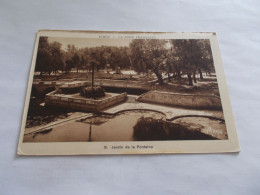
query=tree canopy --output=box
[129,39,214,85]
[35,36,214,86]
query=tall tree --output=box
[171,40,197,86]
[72,53,80,73]
[49,41,64,75]
[35,37,52,75]
[65,59,73,73]
[129,39,167,85]
[170,39,214,85]
[197,40,214,78]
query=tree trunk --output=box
[177,69,181,79]
[199,69,204,79]
[167,64,171,82]
[91,62,95,90]
[187,73,193,86]
[153,67,164,85]
[193,71,197,83]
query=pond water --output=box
[23,111,165,142]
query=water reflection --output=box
[24,111,165,142]
[24,111,219,142]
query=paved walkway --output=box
[24,102,224,135]
[24,112,92,135]
[102,102,224,121]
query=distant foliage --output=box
[35,36,214,86]
[35,37,131,75]
[80,86,105,99]
[35,37,64,75]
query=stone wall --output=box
[137,91,222,110]
[32,81,65,96]
[33,79,151,91]
[45,92,127,112]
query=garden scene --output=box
[23,37,228,142]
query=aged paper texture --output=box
[17,30,240,155]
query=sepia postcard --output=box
[17,30,240,155]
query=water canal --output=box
[24,111,166,142]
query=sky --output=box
[48,37,133,50]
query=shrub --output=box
[133,117,217,140]
[80,86,105,99]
